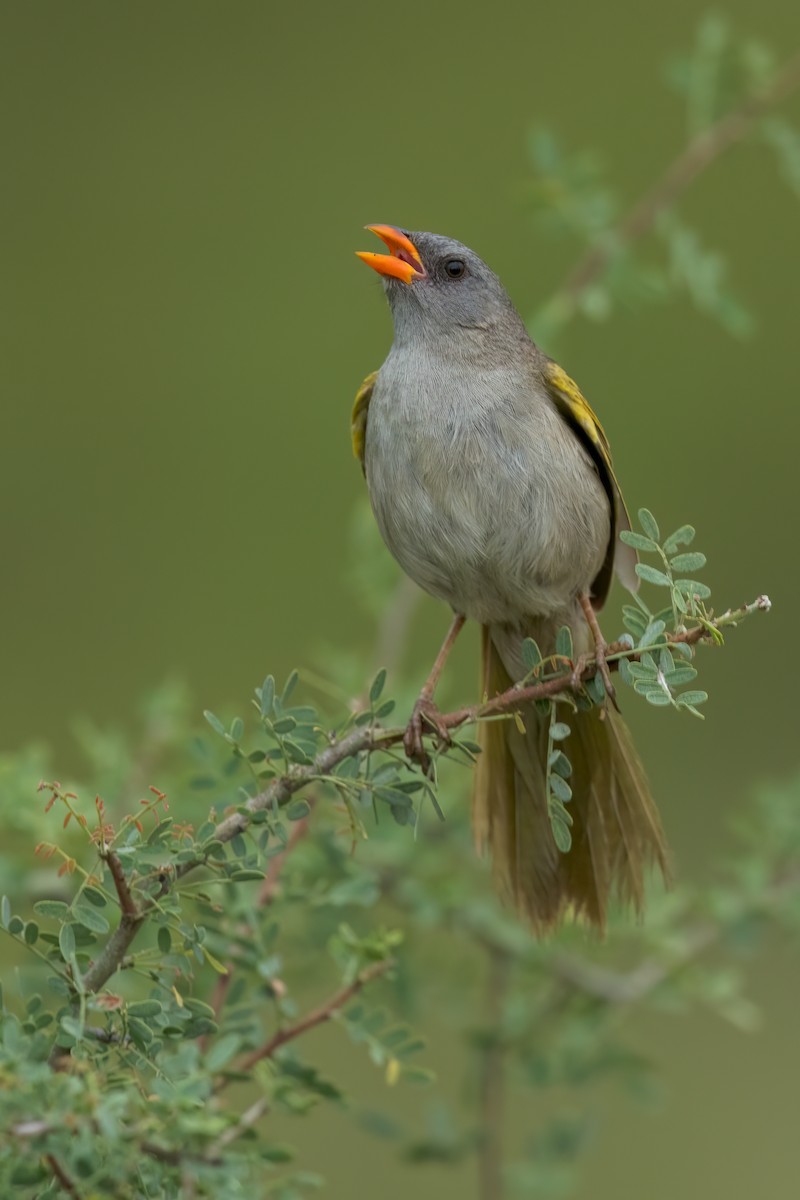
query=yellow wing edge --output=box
[351,370,378,475]
[543,360,639,597]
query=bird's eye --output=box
[444,258,466,279]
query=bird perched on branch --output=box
[354,225,668,933]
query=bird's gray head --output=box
[357,224,529,350]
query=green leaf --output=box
[204,710,226,737]
[677,690,709,706]
[157,926,172,953]
[201,946,229,975]
[637,508,660,541]
[24,922,39,945]
[205,1032,243,1072]
[82,887,107,908]
[283,739,313,764]
[669,552,707,572]
[230,717,244,743]
[286,799,311,821]
[548,750,572,778]
[369,669,387,704]
[551,815,573,853]
[638,619,666,647]
[521,637,543,671]
[550,722,571,741]
[59,924,76,961]
[33,900,70,920]
[665,666,698,686]
[260,674,275,716]
[71,904,110,935]
[282,670,299,704]
[644,690,673,706]
[636,564,671,587]
[555,626,573,660]
[619,530,658,552]
[674,579,711,600]
[128,1000,163,1018]
[549,774,573,803]
[622,606,648,636]
[663,524,695,555]
[1,896,10,929]
[60,1015,84,1040]
[272,716,297,735]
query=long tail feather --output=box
[472,621,670,934]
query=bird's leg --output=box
[404,613,466,770]
[576,593,619,711]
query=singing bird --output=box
[354,225,668,932]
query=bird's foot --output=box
[577,594,620,712]
[571,647,618,710]
[403,695,451,774]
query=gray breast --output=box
[364,350,609,625]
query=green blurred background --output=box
[3,1,799,1196]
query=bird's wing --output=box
[351,371,378,476]
[542,359,639,605]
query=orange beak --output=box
[356,224,426,284]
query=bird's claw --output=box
[403,696,450,774]
[571,648,619,711]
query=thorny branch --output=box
[69,595,768,1003]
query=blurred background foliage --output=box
[2,2,800,1197]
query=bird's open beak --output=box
[356,225,426,284]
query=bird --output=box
[354,224,669,933]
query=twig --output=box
[45,1153,82,1197]
[556,53,800,309]
[209,1096,271,1156]
[230,958,394,1081]
[257,812,311,906]
[477,945,512,1200]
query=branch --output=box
[554,53,800,309]
[72,595,767,1000]
[230,957,394,1080]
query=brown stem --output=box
[45,1154,82,1197]
[557,52,800,308]
[104,848,138,917]
[477,945,511,1200]
[229,958,393,1083]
